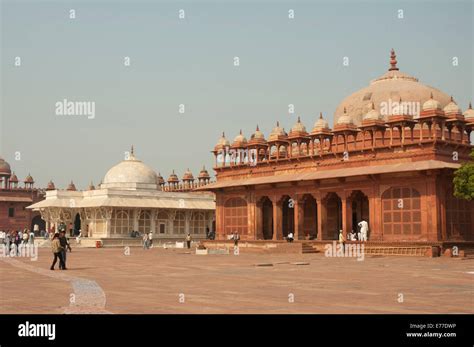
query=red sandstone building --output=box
[198,50,474,244]
[0,157,45,231]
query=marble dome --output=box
[101,149,158,191]
[0,157,11,176]
[334,50,451,125]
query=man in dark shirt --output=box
[59,231,72,270]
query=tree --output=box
[453,149,474,201]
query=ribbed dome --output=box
[167,170,179,183]
[312,113,330,132]
[249,125,267,145]
[214,132,230,151]
[464,102,474,121]
[0,158,11,176]
[337,108,354,125]
[334,50,451,125]
[289,117,308,138]
[232,130,248,148]
[268,121,288,141]
[198,166,210,179]
[443,97,461,115]
[422,93,442,111]
[9,172,18,182]
[182,168,194,181]
[24,174,34,183]
[363,103,383,121]
[102,149,158,191]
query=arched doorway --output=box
[260,196,273,240]
[324,192,342,239]
[31,215,46,236]
[282,195,294,238]
[302,194,317,239]
[350,190,369,232]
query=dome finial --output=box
[371,102,375,110]
[239,129,242,135]
[131,145,134,155]
[256,124,259,131]
[297,116,301,123]
[276,121,280,127]
[319,112,323,119]
[430,92,434,99]
[469,102,472,109]
[389,48,399,71]
[343,107,347,114]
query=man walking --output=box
[59,231,71,269]
[185,233,192,249]
[50,233,65,270]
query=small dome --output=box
[46,180,55,190]
[67,181,76,191]
[268,121,288,141]
[182,168,194,181]
[232,130,248,148]
[363,103,382,121]
[214,132,230,151]
[87,181,95,190]
[24,173,34,183]
[9,172,18,182]
[198,166,210,179]
[168,170,179,183]
[249,125,267,145]
[463,102,474,121]
[0,158,11,176]
[312,112,330,131]
[422,93,441,111]
[443,97,461,114]
[337,107,354,125]
[290,117,307,134]
[156,173,165,185]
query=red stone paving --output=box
[1,248,473,314]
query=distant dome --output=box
[214,132,230,151]
[268,121,288,141]
[249,125,267,145]
[363,103,383,121]
[67,181,77,191]
[422,93,442,111]
[182,169,194,181]
[9,172,19,183]
[102,148,158,191]
[198,166,210,179]
[337,108,353,125]
[464,102,474,121]
[289,117,308,138]
[232,130,248,148]
[87,181,95,191]
[46,180,55,190]
[312,113,330,132]
[24,174,34,183]
[443,97,461,115]
[0,157,11,176]
[334,49,451,125]
[167,170,179,183]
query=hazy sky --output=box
[1,0,473,189]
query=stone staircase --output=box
[301,243,318,254]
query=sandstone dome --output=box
[101,149,158,190]
[334,50,451,126]
[0,157,11,176]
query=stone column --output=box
[255,200,263,240]
[294,197,304,240]
[247,191,256,240]
[272,196,282,240]
[316,197,323,240]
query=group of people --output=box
[0,229,36,255]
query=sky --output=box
[1,0,473,189]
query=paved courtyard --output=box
[1,247,473,314]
